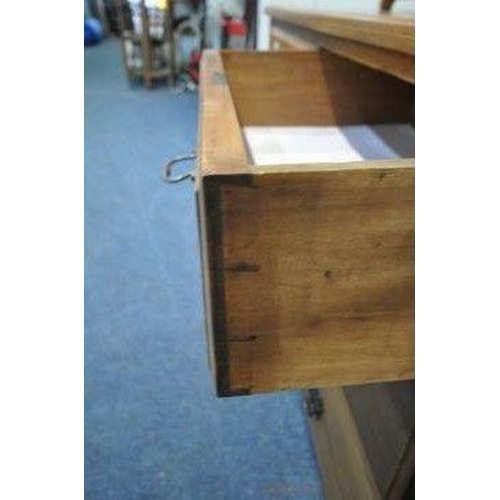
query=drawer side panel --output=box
[213,165,414,395]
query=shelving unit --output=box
[116,0,175,88]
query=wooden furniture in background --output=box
[116,0,175,88]
[305,381,414,499]
[268,7,414,84]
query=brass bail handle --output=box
[162,153,197,183]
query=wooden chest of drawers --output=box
[305,381,414,499]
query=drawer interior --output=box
[244,124,414,166]
[221,49,414,167]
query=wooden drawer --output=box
[196,49,414,397]
[305,381,414,499]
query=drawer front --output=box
[197,50,414,397]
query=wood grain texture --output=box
[203,161,414,395]
[222,51,336,126]
[270,20,414,84]
[194,185,219,391]
[221,50,414,128]
[197,50,414,396]
[196,178,232,395]
[319,48,414,125]
[197,50,249,176]
[266,7,414,55]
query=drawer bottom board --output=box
[243,123,414,166]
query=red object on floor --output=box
[224,18,247,36]
[186,50,200,83]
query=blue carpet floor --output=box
[85,39,323,500]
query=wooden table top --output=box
[266,7,414,55]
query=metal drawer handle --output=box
[162,153,197,183]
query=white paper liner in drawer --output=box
[243,124,414,165]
